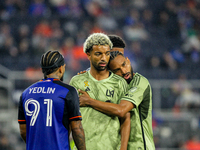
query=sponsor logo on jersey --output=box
[129,87,137,93]
[125,87,137,97]
[85,87,90,92]
[84,81,89,87]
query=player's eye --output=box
[95,53,101,56]
[122,61,126,67]
[106,52,110,56]
[112,68,120,73]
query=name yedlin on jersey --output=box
[29,87,56,94]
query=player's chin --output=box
[98,66,107,71]
[125,77,132,84]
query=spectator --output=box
[161,51,178,70]
[15,24,30,45]
[0,132,11,150]
[171,73,192,96]
[33,19,52,37]
[50,19,63,39]
[123,22,149,41]
[97,11,118,31]
[184,135,200,150]
[175,88,200,110]
[29,0,48,16]
[125,40,145,71]
[0,0,199,81]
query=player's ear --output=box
[126,57,131,64]
[58,66,62,73]
[86,52,91,60]
[59,65,65,73]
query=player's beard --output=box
[125,67,133,84]
[92,61,107,71]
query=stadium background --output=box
[0,0,200,149]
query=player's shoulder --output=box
[23,81,39,92]
[109,72,128,91]
[21,81,41,96]
[111,72,127,83]
[70,71,89,82]
[133,73,150,86]
[53,80,77,92]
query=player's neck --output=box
[46,72,61,80]
[89,68,110,81]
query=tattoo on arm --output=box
[71,121,86,150]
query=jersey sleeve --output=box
[118,78,129,104]
[121,79,150,109]
[65,86,82,122]
[18,94,26,124]
[69,77,77,89]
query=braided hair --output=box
[108,51,124,70]
[40,50,64,79]
[110,51,124,61]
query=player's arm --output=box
[79,89,134,118]
[70,120,86,150]
[120,112,130,150]
[66,86,86,150]
[18,95,26,143]
[19,124,26,143]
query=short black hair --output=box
[108,35,126,48]
[40,50,64,78]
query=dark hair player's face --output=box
[109,55,133,83]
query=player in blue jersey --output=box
[18,50,86,150]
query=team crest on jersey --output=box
[125,87,137,97]
[106,89,114,97]
[129,87,137,93]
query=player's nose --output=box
[121,67,127,74]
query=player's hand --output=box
[77,70,86,75]
[78,89,91,107]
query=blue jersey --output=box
[18,78,82,150]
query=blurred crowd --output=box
[0,0,200,149]
[0,0,200,112]
[0,0,199,81]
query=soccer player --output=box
[69,33,130,150]
[77,34,126,75]
[78,37,155,150]
[18,50,86,150]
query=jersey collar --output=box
[40,78,60,82]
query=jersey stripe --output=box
[139,105,146,150]
[69,116,82,120]
[134,74,140,86]
[112,74,127,91]
[18,120,26,121]
[18,120,26,124]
